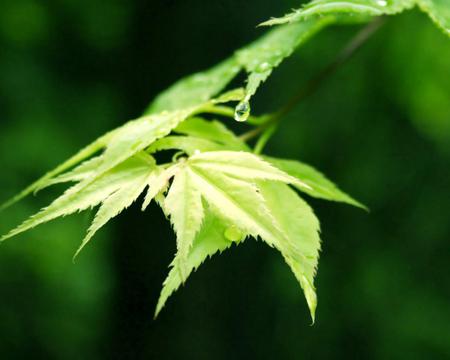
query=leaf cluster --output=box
[2,0,448,320]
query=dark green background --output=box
[0,0,449,359]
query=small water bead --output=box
[191,74,209,84]
[376,0,387,6]
[224,225,243,242]
[257,62,270,72]
[234,100,251,122]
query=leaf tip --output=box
[0,198,16,213]
[0,229,16,243]
[72,250,81,264]
[308,300,317,326]
[349,198,369,212]
[72,236,91,262]
[154,298,166,320]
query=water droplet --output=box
[192,74,208,83]
[257,62,270,72]
[376,0,387,6]
[193,149,201,156]
[234,100,250,122]
[224,225,243,242]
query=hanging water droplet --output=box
[257,62,270,72]
[376,0,387,6]
[224,225,243,242]
[234,100,250,122]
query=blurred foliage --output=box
[0,0,449,359]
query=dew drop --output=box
[234,100,250,122]
[376,0,387,6]
[257,62,270,72]
[224,225,243,242]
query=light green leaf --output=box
[147,136,227,155]
[165,167,204,280]
[94,89,245,183]
[261,0,416,26]
[0,131,114,211]
[1,153,155,243]
[3,90,243,212]
[418,0,450,36]
[144,57,242,115]
[259,182,321,322]
[141,17,335,124]
[155,152,322,319]
[190,151,311,190]
[235,18,334,109]
[211,88,245,104]
[141,164,180,211]
[35,156,106,192]
[96,108,195,178]
[187,168,284,245]
[74,165,153,259]
[155,210,239,317]
[265,156,366,209]
[174,117,250,151]
[0,110,186,212]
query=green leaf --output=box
[258,182,321,322]
[94,108,195,179]
[34,156,108,192]
[89,89,245,184]
[0,131,114,211]
[165,166,204,280]
[187,168,284,244]
[148,152,298,254]
[189,151,311,189]
[155,151,323,319]
[184,154,305,258]
[144,57,242,115]
[265,156,366,209]
[2,89,244,214]
[145,18,336,123]
[211,88,245,104]
[261,0,416,26]
[418,0,450,37]
[1,153,155,243]
[147,136,227,155]
[174,117,250,151]
[155,210,238,317]
[235,18,334,108]
[74,163,153,259]
[141,164,179,211]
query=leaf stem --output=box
[240,17,386,145]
